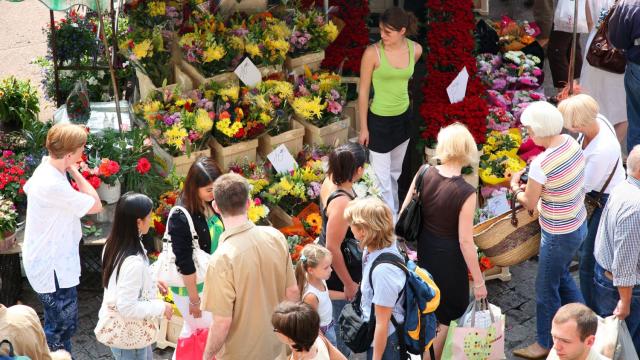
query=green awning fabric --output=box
[38,0,111,11]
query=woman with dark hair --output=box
[318,142,367,356]
[272,301,346,360]
[358,6,422,220]
[98,192,173,359]
[167,156,223,345]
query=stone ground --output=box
[1,0,573,359]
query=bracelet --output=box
[473,282,486,289]
[512,189,523,200]
[189,298,201,306]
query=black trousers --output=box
[548,30,583,89]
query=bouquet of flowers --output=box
[0,150,29,204]
[0,196,18,238]
[279,203,324,264]
[151,189,179,236]
[261,159,325,215]
[47,9,99,65]
[225,12,291,68]
[228,159,272,197]
[179,11,229,77]
[479,129,526,185]
[257,80,295,136]
[292,68,346,127]
[120,27,172,88]
[486,106,515,132]
[285,6,339,56]
[124,0,182,30]
[136,88,213,156]
[248,197,270,225]
[353,164,381,199]
[490,16,541,51]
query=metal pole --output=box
[95,0,123,131]
[50,10,62,107]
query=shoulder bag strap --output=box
[594,158,620,202]
[165,206,201,250]
[414,165,430,197]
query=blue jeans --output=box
[579,192,609,309]
[536,222,587,348]
[322,323,338,348]
[35,275,78,352]
[110,345,153,360]
[367,331,401,360]
[593,262,640,353]
[625,61,640,153]
[332,299,351,357]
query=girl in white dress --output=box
[580,0,628,147]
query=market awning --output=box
[38,0,111,12]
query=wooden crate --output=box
[473,0,490,16]
[258,120,305,158]
[152,139,211,177]
[285,51,325,74]
[483,266,512,282]
[299,116,350,147]
[180,61,238,88]
[209,138,259,171]
[268,205,294,229]
[135,65,192,101]
[156,315,184,349]
[341,77,361,138]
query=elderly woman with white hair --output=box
[558,94,625,311]
[510,101,588,359]
[400,123,487,359]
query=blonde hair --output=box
[344,197,394,251]
[435,123,478,165]
[45,123,87,159]
[295,244,332,299]
[558,94,600,129]
[520,101,564,137]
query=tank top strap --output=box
[378,41,389,66]
[409,39,415,66]
[374,43,381,63]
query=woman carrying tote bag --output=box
[97,193,173,359]
[166,157,224,348]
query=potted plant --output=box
[0,76,40,132]
[292,69,349,146]
[0,197,18,252]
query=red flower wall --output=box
[301,0,370,75]
[420,0,488,145]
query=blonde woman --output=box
[399,123,487,359]
[344,197,406,360]
[558,94,625,310]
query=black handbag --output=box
[395,165,429,244]
[338,290,376,353]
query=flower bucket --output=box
[209,138,259,171]
[258,120,305,158]
[298,116,350,147]
[180,60,238,88]
[0,231,17,253]
[135,64,192,101]
[152,138,211,177]
[97,179,122,204]
[343,101,360,138]
[285,51,325,73]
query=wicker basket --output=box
[473,197,541,267]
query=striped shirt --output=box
[594,175,640,287]
[529,135,586,234]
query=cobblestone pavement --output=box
[16,258,553,360]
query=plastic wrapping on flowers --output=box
[479,129,526,185]
[291,68,346,128]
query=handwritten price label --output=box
[446,66,469,104]
[234,57,262,87]
[267,144,297,174]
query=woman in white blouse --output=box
[98,193,173,359]
[559,94,626,310]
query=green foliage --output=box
[0,76,40,129]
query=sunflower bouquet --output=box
[292,68,347,128]
[479,129,526,185]
[285,6,339,57]
[135,88,213,156]
[120,27,172,88]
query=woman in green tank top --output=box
[358,7,422,220]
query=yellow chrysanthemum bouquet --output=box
[292,68,347,127]
[257,80,295,136]
[479,129,526,185]
[135,87,213,156]
[285,5,339,57]
[120,27,172,88]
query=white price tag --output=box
[446,66,469,104]
[267,144,297,174]
[234,57,262,87]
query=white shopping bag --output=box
[554,0,589,33]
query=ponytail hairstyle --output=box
[294,244,333,299]
[327,142,368,185]
[380,7,418,37]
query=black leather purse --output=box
[338,290,376,353]
[395,165,429,245]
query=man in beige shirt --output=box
[202,173,299,360]
[0,304,70,360]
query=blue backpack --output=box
[369,253,440,356]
